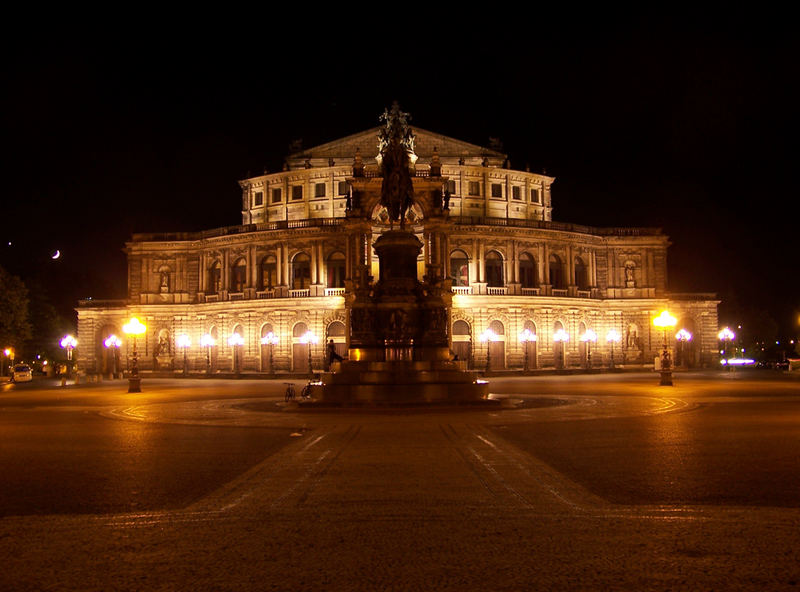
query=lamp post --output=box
[260,332,279,375]
[299,331,318,377]
[718,327,735,367]
[553,329,569,369]
[479,328,497,374]
[606,329,620,370]
[103,335,122,378]
[653,311,677,386]
[580,329,597,369]
[228,332,244,376]
[60,335,77,380]
[675,329,693,368]
[176,334,191,376]
[3,347,13,377]
[519,328,537,373]
[121,318,146,393]
[201,334,216,375]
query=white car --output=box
[11,364,32,382]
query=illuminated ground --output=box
[1,371,799,590]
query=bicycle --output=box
[284,382,296,402]
[301,382,313,400]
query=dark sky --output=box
[2,24,797,337]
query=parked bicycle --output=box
[284,382,296,402]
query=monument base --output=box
[312,359,489,405]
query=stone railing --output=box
[256,290,276,299]
[451,286,472,295]
[77,298,128,308]
[450,216,662,237]
[487,286,508,295]
[521,288,540,296]
[289,289,310,298]
[325,288,346,296]
[552,289,568,297]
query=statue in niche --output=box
[625,327,639,349]
[624,262,636,287]
[378,102,416,228]
[160,271,170,293]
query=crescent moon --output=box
[51,250,61,260]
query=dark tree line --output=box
[0,264,70,363]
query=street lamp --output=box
[176,334,191,376]
[675,329,693,368]
[103,335,122,378]
[3,347,13,377]
[200,334,216,375]
[121,318,146,393]
[718,327,735,364]
[553,329,569,369]
[60,335,77,380]
[606,329,620,369]
[260,331,279,375]
[519,329,537,373]
[228,332,245,376]
[653,310,677,386]
[579,329,597,369]
[479,328,497,373]
[299,330,319,377]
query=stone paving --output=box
[2,374,800,590]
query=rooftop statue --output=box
[378,102,416,228]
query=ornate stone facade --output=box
[77,123,718,375]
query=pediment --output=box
[287,127,506,167]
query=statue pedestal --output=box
[317,229,491,405]
[314,359,489,405]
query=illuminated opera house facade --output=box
[76,121,719,375]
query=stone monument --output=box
[315,104,489,404]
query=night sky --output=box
[2,24,797,338]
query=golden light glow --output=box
[606,329,621,343]
[260,332,279,345]
[553,329,569,343]
[579,329,598,342]
[228,333,245,346]
[519,328,537,343]
[176,334,191,348]
[653,311,677,329]
[3,348,11,357]
[718,327,735,341]
[60,335,78,348]
[122,318,146,336]
[104,335,122,348]
[299,331,318,345]
[675,329,693,342]
[480,329,497,343]
[200,334,216,347]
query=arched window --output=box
[574,256,588,290]
[549,254,564,289]
[485,251,504,287]
[519,253,537,288]
[259,255,277,290]
[327,252,345,288]
[207,261,221,294]
[292,322,309,338]
[292,253,311,290]
[489,320,505,335]
[326,321,345,337]
[523,319,536,334]
[231,258,247,292]
[453,320,471,336]
[450,250,470,287]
